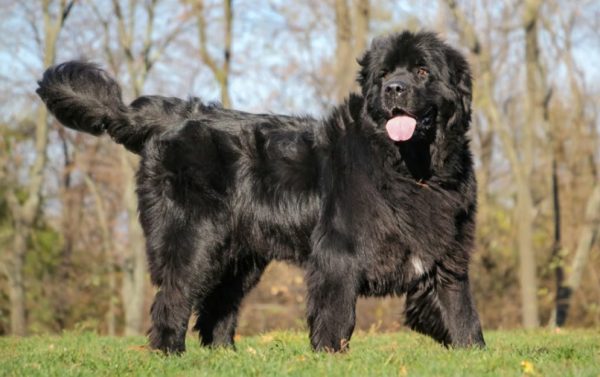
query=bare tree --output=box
[110,0,154,336]
[444,0,541,328]
[545,6,600,327]
[3,0,75,335]
[90,0,190,335]
[334,0,370,101]
[557,183,600,325]
[334,0,352,101]
[518,0,551,328]
[353,0,369,55]
[196,0,233,107]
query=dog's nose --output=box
[384,81,407,94]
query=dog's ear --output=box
[357,36,389,96]
[446,48,472,118]
[356,50,371,92]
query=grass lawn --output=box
[1,329,599,376]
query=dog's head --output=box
[358,31,472,143]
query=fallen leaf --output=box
[398,365,408,377]
[521,360,536,375]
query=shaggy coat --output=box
[37,31,485,353]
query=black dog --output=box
[37,31,485,353]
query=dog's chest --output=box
[358,232,432,296]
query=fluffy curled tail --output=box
[36,61,160,154]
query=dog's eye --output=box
[379,70,389,79]
[417,67,429,78]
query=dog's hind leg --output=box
[193,255,268,348]
[145,221,209,354]
[404,268,485,347]
[141,198,222,354]
[148,276,194,354]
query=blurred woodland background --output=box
[0,0,599,337]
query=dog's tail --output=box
[36,61,162,154]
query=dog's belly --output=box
[232,193,319,263]
[250,223,314,263]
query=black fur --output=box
[37,31,485,353]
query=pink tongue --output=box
[386,116,416,141]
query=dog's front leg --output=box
[306,242,358,353]
[404,269,485,348]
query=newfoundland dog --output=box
[37,31,485,353]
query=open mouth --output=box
[385,108,417,142]
[384,107,436,142]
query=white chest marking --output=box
[411,256,425,276]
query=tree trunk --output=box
[7,222,28,336]
[196,0,233,108]
[54,130,77,330]
[549,158,566,328]
[518,0,547,328]
[221,0,233,108]
[333,0,370,100]
[555,183,600,326]
[83,173,117,335]
[353,0,369,54]
[516,183,539,328]
[334,0,353,101]
[566,183,600,290]
[120,151,147,336]
[351,0,370,94]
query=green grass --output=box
[1,330,599,376]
